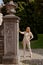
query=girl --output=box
[19,27,33,58]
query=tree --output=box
[2,0,43,40]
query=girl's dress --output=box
[20,31,33,57]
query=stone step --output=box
[19,49,43,65]
[0,37,3,39]
[0,57,2,64]
[0,47,4,49]
[0,50,4,56]
[0,53,4,55]
[2,55,18,64]
[0,50,4,54]
[0,40,4,53]
[0,38,4,63]
[21,60,43,65]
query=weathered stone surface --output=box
[3,15,20,64]
[19,49,43,65]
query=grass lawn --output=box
[19,34,43,49]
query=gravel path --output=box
[19,49,43,65]
[0,49,43,65]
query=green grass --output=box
[19,34,43,49]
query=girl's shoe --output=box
[23,55,26,59]
[29,52,32,58]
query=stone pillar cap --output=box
[9,1,16,6]
[3,14,20,20]
[6,1,18,8]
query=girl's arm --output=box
[19,31,24,34]
[30,32,33,40]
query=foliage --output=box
[2,0,43,40]
[3,0,9,4]
[16,1,38,40]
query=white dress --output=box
[20,31,33,44]
[20,31,33,57]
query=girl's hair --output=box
[26,27,31,32]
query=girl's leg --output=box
[23,40,26,57]
[27,41,32,57]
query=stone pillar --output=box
[3,14,20,64]
[2,0,20,64]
